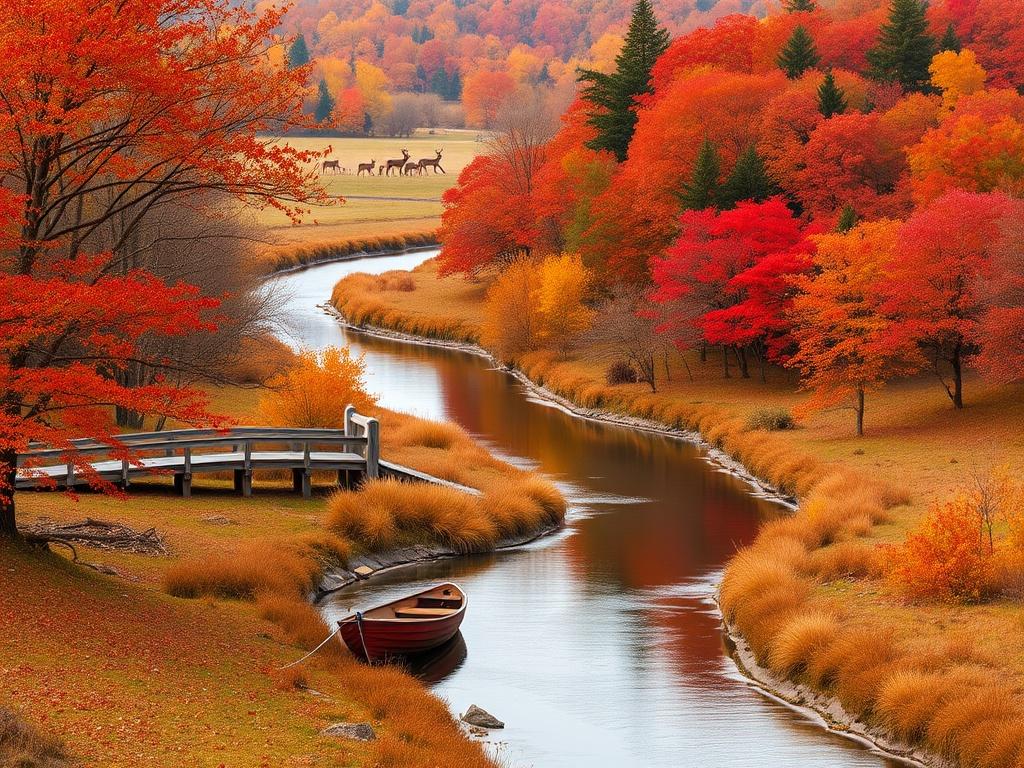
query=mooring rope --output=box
[277,626,340,670]
[354,611,373,664]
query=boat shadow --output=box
[372,631,468,685]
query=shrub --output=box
[746,406,796,431]
[768,609,840,676]
[605,360,639,385]
[887,492,997,602]
[258,346,375,428]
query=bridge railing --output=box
[15,408,381,499]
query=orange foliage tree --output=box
[259,348,375,429]
[787,221,913,436]
[462,70,517,128]
[0,0,325,535]
[977,206,1024,383]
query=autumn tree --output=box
[480,257,542,360]
[939,22,962,53]
[0,0,325,536]
[259,348,374,429]
[535,254,595,351]
[866,0,936,92]
[882,191,1017,409]
[462,70,517,128]
[586,286,663,391]
[785,0,817,11]
[778,26,820,79]
[650,199,813,380]
[977,206,1024,383]
[929,49,987,109]
[788,221,911,436]
[314,79,336,124]
[817,71,848,117]
[577,0,669,160]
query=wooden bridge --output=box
[15,406,381,499]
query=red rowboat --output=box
[338,583,467,662]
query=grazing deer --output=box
[357,159,376,176]
[321,159,340,174]
[417,149,445,174]
[385,148,410,176]
[403,161,420,176]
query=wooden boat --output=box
[337,583,466,662]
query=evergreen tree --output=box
[287,33,310,69]
[679,139,721,210]
[939,22,961,53]
[778,26,820,79]
[577,0,669,161]
[837,204,858,233]
[719,147,778,208]
[448,70,462,100]
[313,78,335,124]
[784,0,817,11]
[430,68,449,98]
[363,112,374,135]
[866,0,936,92]
[817,70,848,117]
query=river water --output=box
[267,252,900,768]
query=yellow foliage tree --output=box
[929,49,987,109]
[480,257,541,360]
[535,253,594,349]
[354,60,392,125]
[259,347,375,428]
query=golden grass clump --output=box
[256,232,437,275]
[389,417,468,450]
[0,707,72,768]
[807,540,882,580]
[164,532,350,600]
[875,668,966,744]
[807,627,901,715]
[256,593,339,651]
[767,608,840,677]
[926,685,1024,766]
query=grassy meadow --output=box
[331,257,1024,767]
[253,132,483,249]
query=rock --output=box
[201,515,235,525]
[352,565,374,579]
[461,705,504,729]
[322,722,376,741]
[468,726,488,737]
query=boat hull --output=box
[338,583,467,662]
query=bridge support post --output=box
[174,473,192,497]
[292,468,311,499]
[233,469,243,493]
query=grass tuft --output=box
[0,707,71,768]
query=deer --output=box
[385,148,410,176]
[378,164,386,175]
[402,161,420,176]
[321,159,340,174]
[357,159,376,176]
[417,149,445,175]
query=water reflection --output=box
[274,253,900,767]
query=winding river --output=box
[267,251,900,768]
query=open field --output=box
[4,379,562,767]
[331,257,1024,767]
[251,132,482,248]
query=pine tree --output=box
[817,70,848,117]
[778,26,820,79]
[577,0,670,161]
[679,139,721,210]
[785,0,817,11]
[939,22,961,53]
[719,147,778,208]
[313,78,335,124]
[430,67,449,98]
[837,204,858,232]
[866,0,936,92]
[287,33,310,69]
[448,70,462,100]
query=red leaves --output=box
[650,198,814,356]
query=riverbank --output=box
[331,257,1024,768]
[4,382,563,766]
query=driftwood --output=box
[22,517,167,556]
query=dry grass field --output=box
[251,132,483,249]
[331,257,1024,767]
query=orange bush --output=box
[258,346,375,428]
[887,492,997,602]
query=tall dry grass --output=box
[256,232,437,275]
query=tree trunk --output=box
[0,449,18,537]
[951,346,963,409]
[722,346,731,379]
[856,387,865,437]
[736,346,750,379]
[700,344,707,363]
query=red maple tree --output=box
[0,0,327,536]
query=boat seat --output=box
[394,607,457,618]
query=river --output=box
[267,251,901,768]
